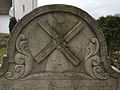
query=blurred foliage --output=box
[0,33,9,47]
[97,15,120,69]
[0,33,8,63]
[9,17,17,33]
[0,48,7,63]
[97,15,120,53]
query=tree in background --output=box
[97,15,120,55]
[9,17,17,33]
[97,15,120,69]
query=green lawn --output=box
[0,48,7,63]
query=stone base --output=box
[0,79,118,90]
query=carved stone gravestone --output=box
[0,4,120,90]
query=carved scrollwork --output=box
[84,38,109,79]
[5,34,32,80]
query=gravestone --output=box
[0,4,120,90]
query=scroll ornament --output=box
[84,38,109,79]
[5,34,33,80]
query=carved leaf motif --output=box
[5,65,25,80]
[16,34,31,57]
[15,53,32,77]
[84,38,109,79]
[5,34,32,80]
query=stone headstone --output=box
[0,4,120,90]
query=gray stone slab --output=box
[0,4,120,90]
[117,79,120,90]
[0,79,117,90]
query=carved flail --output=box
[64,22,83,42]
[5,34,33,80]
[36,18,85,66]
[38,18,59,40]
[35,41,57,63]
[84,38,109,79]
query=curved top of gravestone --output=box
[5,4,120,80]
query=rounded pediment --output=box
[5,4,119,79]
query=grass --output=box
[0,48,7,63]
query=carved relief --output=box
[5,34,33,80]
[5,16,110,80]
[0,4,119,90]
[45,49,69,72]
[84,38,109,79]
[36,18,86,66]
[1,4,118,82]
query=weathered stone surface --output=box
[0,79,118,90]
[0,4,120,90]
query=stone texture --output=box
[0,4,120,90]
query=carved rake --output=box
[35,18,85,66]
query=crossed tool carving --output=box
[35,18,85,66]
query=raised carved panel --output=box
[0,5,119,90]
[5,12,109,80]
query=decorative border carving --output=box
[5,34,33,80]
[84,38,109,79]
[7,4,120,78]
